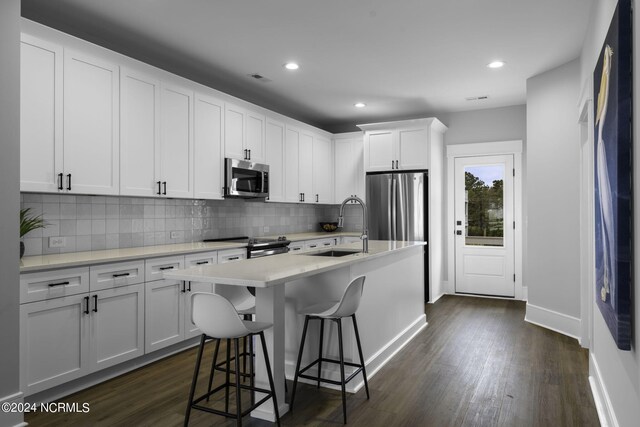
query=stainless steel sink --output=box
[299,249,362,257]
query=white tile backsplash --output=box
[20,193,348,256]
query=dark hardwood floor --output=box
[25,295,599,426]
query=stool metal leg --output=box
[184,334,206,427]
[290,315,310,412]
[249,334,255,406]
[352,314,370,399]
[234,338,242,427]
[336,318,347,424]
[259,331,281,427]
[225,339,231,415]
[317,318,325,388]
[206,338,221,402]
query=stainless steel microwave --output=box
[224,158,269,198]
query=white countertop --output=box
[164,240,425,287]
[267,231,360,242]
[20,241,247,272]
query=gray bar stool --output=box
[184,292,280,427]
[290,275,369,424]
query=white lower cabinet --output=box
[288,241,305,253]
[144,278,185,352]
[304,238,337,250]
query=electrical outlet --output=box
[49,237,66,248]
[263,226,270,233]
[170,231,181,239]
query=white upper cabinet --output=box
[312,136,333,204]
[63,49,120,195]
[284,126,301,203]
[193,93,224,200]
[224,103,266,163]
[159,82,194,198]
[20,34,63,193]
[265,117,285,202]
[361,119,447,172]
[120,68,160,197]
[334,134,364,203]
[298,132,314,203]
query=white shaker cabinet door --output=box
[63,49,120,195]
[298,132,314,203]
[89,283,145,371]
[224,103,245,160]
[265,118,285,202]
[397,127,429,170]
[120,68,161,197]
[284,126,301,202]
[244,110,266,163]
[145,279,185,353]
[20,34,63,193]
[160,83,194,198]
[312,136,333,204]
[365,130,395,172]
[194,93,224,200]
[20,294,90,395]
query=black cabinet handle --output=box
[248,149,251,160]
[92,295,98,313]
[302,193,305,202]
[187,281,192,292]
[227,256,239,261]
[196,261,209,265]
[48,281,70,287]
[181,281,186,293]
[157,181,162,195]
[112,273,130,278]
[84,296,90,314]
[162,181,167,195]
[159,266,174,271]
[67,174,72,191]
[244,149,248,160]
[316,194,319,203]
[58,173,63,190]
[395,160,399,169]
[392,160,395,169]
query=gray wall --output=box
[0,0,21,419]
[440,105,527,145]
[525,59,581,317]
[580,0,640,425]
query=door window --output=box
[464,165,504,247]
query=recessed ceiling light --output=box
[284,62,299,70]
[487,61,506,69]
[354,102,366,108]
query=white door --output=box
[266,118,285,202]
[245,110,266,162]
[298,132,313,202]
[224,104,245,160]
[20,35,64,193]
[398,127,428,170]
[160,83,193,198]
[90,284,145,371]
[194,93,224,200]
[366,130,395,172]
[454,155,515,297]
[284,126,301,202]
[312,136,333,203]
[144,279,184,352]
[63,49,119,195]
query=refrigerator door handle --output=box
[390,177,397,241]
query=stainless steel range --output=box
[203,236,291,259]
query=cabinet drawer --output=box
[184,251,218,268]
[304,238,335,250]
[20,267,90,304]
[288,242,305,253]
[145,256,185,282]
[90,260,145,292]
[218,248,247,263]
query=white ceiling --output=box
[21,0,594,133]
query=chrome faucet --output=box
[337,196,368,253]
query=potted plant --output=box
[20,208,47,258]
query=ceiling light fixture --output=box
[487,60,506,69]
[284,62,299,70]
[354,102,366,108]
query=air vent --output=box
[465,95,489,101]
[247,73,272,83]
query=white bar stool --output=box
[290,275,369,424]
[184,292,280,427]
[206,286,256,396]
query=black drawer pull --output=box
[196,261,209,265]
[162,181,167,195]
[227,256,240,261]
[58,173,64,190]
[112,273,130,278]
[48,281,70,287]
[93,295,98,312]
[67,173,72,191]
[159,266,174,271]
[84,296,90,314]
[157,181,162,195]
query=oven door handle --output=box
[250,248,288,258]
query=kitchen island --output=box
[164,240,427,421]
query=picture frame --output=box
[593,0,633,351]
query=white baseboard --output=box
[286,314,427,393]
[524,303,581,341]
[589,353,619,427]
[429,292,445,304]
[0,392,27,427]
[251,402,290,422]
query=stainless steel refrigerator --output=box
[367,172,429,300]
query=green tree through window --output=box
[465,171,503,246]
